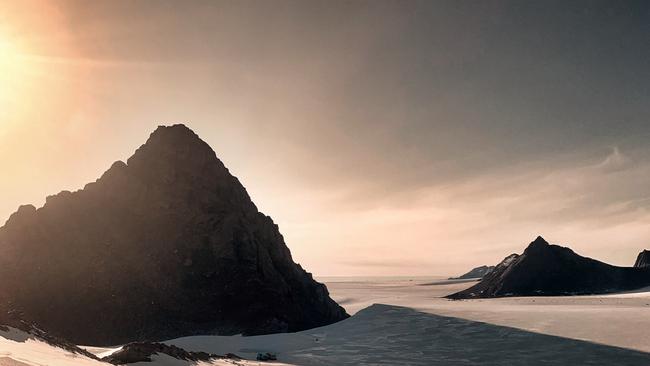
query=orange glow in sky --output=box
[1,1,649,277]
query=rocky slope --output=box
[102,342,240,364]
[634,250,650,268]
[0,308,99,361]
[0,124,348,346]
[448,236,650,299]
[448,265,495,280]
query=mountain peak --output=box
[521,236,553,257]
[150,123,199,140]
[634,249,650,267]
[0,123,348,345]
[123,124,227,187]
[533,235,548,244]
[527,235,549,248]
[134,124,209,156]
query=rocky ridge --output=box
[448,236,650,299]
[0,124,348,346]
[449,265,495,280]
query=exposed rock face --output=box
[634,250,650,268]
[0,309,99,360]
[102,342,238,364]
[449,265,495,280]
[0,124,348,346]
[448,236,650,299]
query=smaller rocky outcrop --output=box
[102,342,241,364]
[448,236,650,299]
[634,250,650,268]
[449,265,495,280]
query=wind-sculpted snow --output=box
[164,304,650,365]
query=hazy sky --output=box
[1,1,650,276]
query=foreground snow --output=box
[3,277,650,365]
[0,326,104,366]
[163,302,650,365]
[161,305,650,366]
[0,327,284,366]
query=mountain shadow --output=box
[170,304,650,366]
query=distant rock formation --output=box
[448,236,650,299]
[102,342,240,364]
[0,124,348,346]
[449,265,495,280]
[634,250,650,268]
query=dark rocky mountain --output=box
[449,265,495,280]
[448,236,650,299]
[0,124,348,346]
[634,250,650,268]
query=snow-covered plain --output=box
[3,277,650,365]
[324,277,650,353]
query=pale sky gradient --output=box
[1,1,650,276]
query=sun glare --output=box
[0,37,20,99]
[0,36,19,71]
[0,34,32,128]
[0,34,31,116]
